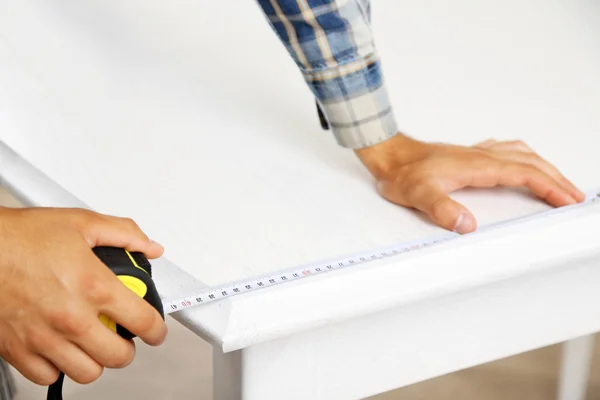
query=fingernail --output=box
[454,213,476,234]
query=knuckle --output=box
[72,365,104,385]
[514,140,531,151]
[524,164,541,175]
[513,162,533,173]
[519,153,541,168]
[65,317,94,338]
[70,209,101,231]
[82,276,113,305]
[48,307,92,337]
[46,307,68,327]
[26,328,55,353]
[118,217,150,240]
[107,348,134,369]
[2,343,60,386]
[408,177,432,199]
[121,217,140,230]
[3,341,22,362]
[19,361,60,386]
[506,139,526,148]
[429,198,452,221]
[35,370,60,386]
[135,309,157,334]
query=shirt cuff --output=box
[304,56,399,149]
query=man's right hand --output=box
[0,207,167,386]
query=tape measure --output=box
[162,190,600,314]
[93,247,165,339]
[47,247,165,400]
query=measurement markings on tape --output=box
[162,191,600,314]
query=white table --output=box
[1,1,600,399]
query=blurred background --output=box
[2,186,599,399]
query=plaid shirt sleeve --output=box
[256,0,399,149]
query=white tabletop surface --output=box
[1,0,600,350]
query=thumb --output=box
[81,213,164,259]
[378,181,477,234]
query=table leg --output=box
[213,348,242,400]
[557,334,595,400]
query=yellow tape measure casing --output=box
[117,275,148,297]
[98,275,147,332]
[93,247,164,340]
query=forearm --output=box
[255,0,399,149]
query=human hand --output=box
[355,134,585,233]
[0,207,167,386]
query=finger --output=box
[40,336,104,385]
[481,141,585,201]
[497,163,577,207]
[72,318,136,369]
[491,151,585,201]
[65,251,167,347]
[378,180,478,234]
[100,278,167,346]
[3,349,60,386]
[82,213,164,259]
[44,264,138,369]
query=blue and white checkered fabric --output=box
[256,0,398,148]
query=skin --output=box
[355,133,585,233]
[0,207,167,386]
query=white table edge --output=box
[3,139,600,355]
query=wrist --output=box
[354,133,427,180]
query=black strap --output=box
[316,101,329,130]
[47,372,65,400]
